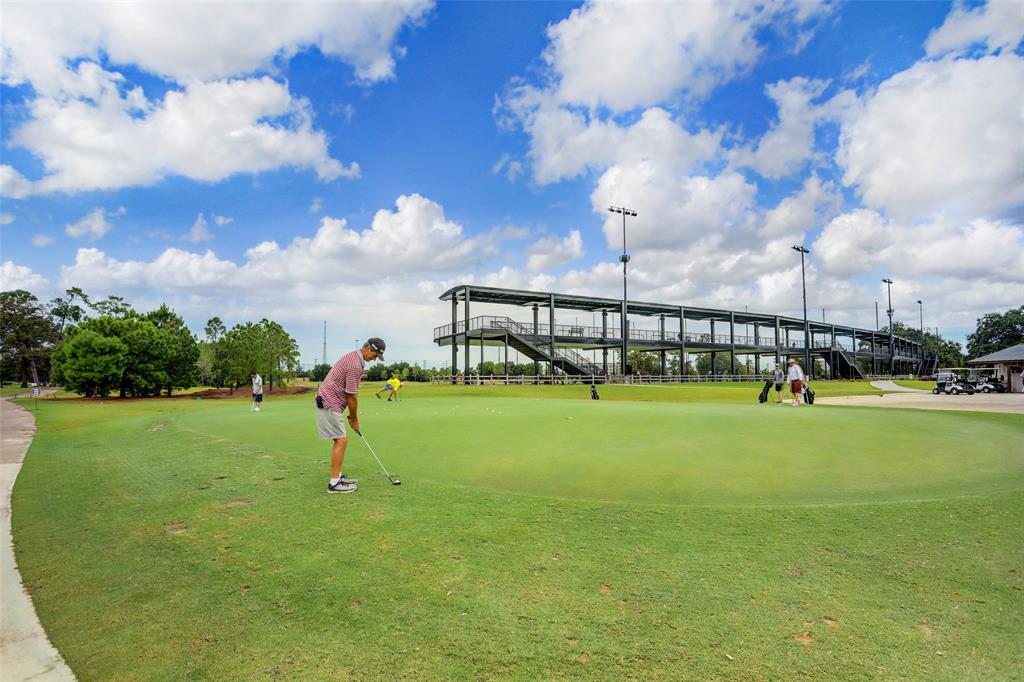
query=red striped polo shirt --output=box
[317,349,365,412]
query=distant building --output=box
[967,343,1024,392]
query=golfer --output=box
[316,337,386,494]
[375,377,401,402]
[250,371,263,412]
[787,358,805,406]
[771,363,785,404]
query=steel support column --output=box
[774,316,781,366]
[729,312,736,375]
[533,304,539,378]
[679,307,687,377]
[602,310,608,375]
[451,296,458,382]
[463,286,471,379]
[549,293,555,377]
[659,315,666,375]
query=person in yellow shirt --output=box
[375,377,402,402]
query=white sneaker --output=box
[327,480,357,494]
[255,407,261,412]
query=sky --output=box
[1,0,1022,367]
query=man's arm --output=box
[346,393,359,432]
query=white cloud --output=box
[541,1,831,111]
[1,261,48,292]
[0,165,33,198]
[732,77,830,179]
[60,193,497,294]
[1,2,430,195]
[13,76,356,194]
[32,234,55,247]
[814,210,1024,282]
[212,215,233,226]
[761,174,842,238]
[1,2,433,95]
[308,198,323,214]
[490,154,524,182]
[925,0,1024,57]
[186,214,214,243]
[0,214,15,225]
[526,230,585,271]
[837,53,1024,222]
[65,207,119,241]
[592,164,757,251]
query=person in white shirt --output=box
[787,358,805,406]
[250,371,263,412]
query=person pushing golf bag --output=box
[758,378,772,403]
[590,384,600,400]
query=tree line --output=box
[1,288,299,398]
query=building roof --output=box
[967,343,1024,364]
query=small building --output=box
[967,343,1024,392]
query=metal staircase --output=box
[487,317,603,376]
[832,346,867,379]
[917,355,939,378]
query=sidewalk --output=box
[0,398,76,681]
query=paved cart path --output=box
[818,391,1024,414]
[0,398,76,681]
[871,380,929,393]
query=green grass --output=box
[893,380,936,391]
[11,383,1023,680]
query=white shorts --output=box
[315,407,347,440]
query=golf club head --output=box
[392,478,401,486]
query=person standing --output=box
[250,371,263,411]
[787,358,805,407]
[316,337,386,494]
[771,363,785,404]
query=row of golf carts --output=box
[933,368,1007,395]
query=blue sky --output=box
[2,1,1022,366]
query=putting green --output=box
[177,394,1024,506]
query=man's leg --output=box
[331,436,349,479]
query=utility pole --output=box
[917,299,924,363]
[609,205,637,376]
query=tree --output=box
[695,353,734,376]
[309,363,331,382]
[145,304,200,396]
[627,349,659,375]
[0,290,59,386]
[90,295,133,318]
[51,328,127,397]
[966,307,1024,360]
[882,321,964,367]
[49,287,90,336]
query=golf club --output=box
[353,429,401,485]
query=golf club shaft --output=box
[354,430,396,481]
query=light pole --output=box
[609,205,637,375]
[792,245,810,373]
[882,278,894,376]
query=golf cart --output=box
[933,370,975,395]
[976,377,1007,393]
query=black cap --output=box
[366,337,386,359]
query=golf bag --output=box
[590,384,600,400]
[803,384,815,405]
[758,379,772,403]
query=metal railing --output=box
[434,316,918,356]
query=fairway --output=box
[180,392,1024,506]
[11,384,1024,680]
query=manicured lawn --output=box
[893,380,937,391]
[11,383,1023,680]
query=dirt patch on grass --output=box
[222,499,252,508]
[823,616,838,626]
[786,566,806,576]
[165,522,188,534]
[794,631,815,645]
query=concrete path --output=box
[818,391,1024,414]
[871,380,929,393]
[0,398,76,681]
